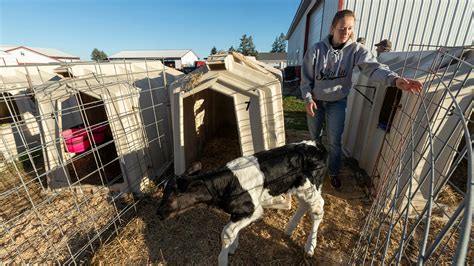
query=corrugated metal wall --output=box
[287,20,306,66]
[320,0,339,38]
[308,3,324,47]
[345,0,473,51]
[287,0,473,66]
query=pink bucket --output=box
[62,127,90,153]
[90,124,106,144]
[62,124,107,153]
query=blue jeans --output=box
[307,98,347,176]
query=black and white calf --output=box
[157,141,327,265]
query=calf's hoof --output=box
[228,245,237,255]
[218,253,228,266]
[304,244,315,257]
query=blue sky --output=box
[0,0,299,60]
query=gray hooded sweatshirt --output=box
[300,35,399,102]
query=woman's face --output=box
[331,16,355,46]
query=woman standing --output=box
[300,10,422,189]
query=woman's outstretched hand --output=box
[306,100,317,117]
[395,77,423,93]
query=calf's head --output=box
[298,141,328,177]
[157,177,212,220]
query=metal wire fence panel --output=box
[350,46,473,264]
[1,49,471,264]
[0,60,182,263]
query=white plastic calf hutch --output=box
[171,52,285,175]
[33,61,183,192]
[54,61,184,179]
[0,91,40,170]
[343,48,473,211]
[0,65,60,166]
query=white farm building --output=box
[0,45,80,65]
[108,49,199,69]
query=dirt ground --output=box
[90,130,372,265]
[0,151,133,264]
[2,130,468,264]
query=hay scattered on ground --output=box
[0,154,134,264]
[2,129,470,264]
[199,136,241,172]
[0,188,118,263]
[91,186,368,265]
[437,184,463,207]
[91,130,371,264]
[66,142,123,186]
[91,129,471,265]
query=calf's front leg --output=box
[228,232,239,254]
[285,197,309,236]
[304,196,324,256]
[218,206,263,266]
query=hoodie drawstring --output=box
[323,50,330,71]
[322,49,343,76]
[335,50,343,76]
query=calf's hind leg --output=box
[218,206,264,266]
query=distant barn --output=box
[0,45,80,65]
[109,49,200,70]
[256,52,287,69]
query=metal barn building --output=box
[286,0,473,67]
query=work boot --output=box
[330,175,342,189]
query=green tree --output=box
[238,34,258,57]
[228,46,236,52]
[270,33,286,53]
[210,46,217,55]
[90,48,108,61]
